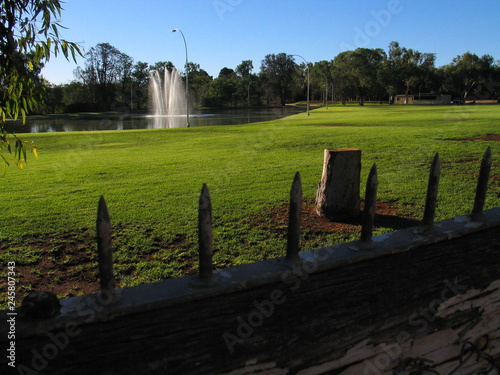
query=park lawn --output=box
[0,104,499,307]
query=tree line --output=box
[40,41,500,113]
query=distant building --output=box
[395,94,451,104]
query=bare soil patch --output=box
[3,199,417,305]
[248,198,419,236]
[1,232,100,300]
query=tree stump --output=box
[315,148,361,220]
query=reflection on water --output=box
[146,114,215,129]
[5,108,306,133]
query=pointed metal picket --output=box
[422,153,441,227]
[198,183,213,280]
[472,147,492,219]
[286,172,303,261]
[97,196,115,292]
[361,163,378,243]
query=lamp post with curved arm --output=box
[171,28,190,127]
[292,54,310,116]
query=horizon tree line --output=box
[39,41,500,114]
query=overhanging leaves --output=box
[1,0,82,173]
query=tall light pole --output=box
[293,54,310,116]
[171,28,190,127]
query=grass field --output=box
[1,104,499,308]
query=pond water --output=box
[6,107,306,133]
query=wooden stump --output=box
[315,148,361,220]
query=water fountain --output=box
[149,68,187,128]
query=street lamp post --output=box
[293,54,310,116]
[171,28,190,127]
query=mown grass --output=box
[1,104,499,307]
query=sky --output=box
[41,0,500,84]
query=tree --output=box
[260,53,297,105]
[205,67,238,107]
[131,61,150,110]
[333,48,385,105]
[75,43,133,110]
[41,83,64,113]
[1,0,81,170]
[380,42,436,103]
[235,60,260,107]
[311,60,332,104]
[236,60,253,79]
[116,51,134,107]
[185,62,212,107]
[149,61,175,75]
[60,81,94,112]
[441,52,496,100]
[330,62,356,104]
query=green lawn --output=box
[1,104,499,305]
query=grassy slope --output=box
[1,104,499,294]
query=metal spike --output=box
[472,147,492,219]
[198,184,213,280]
[286,172,302,261]
[422,153,441,227]
[97,196,115,292]
[361,164,378,243]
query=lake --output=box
[6,107,306,133]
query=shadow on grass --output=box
[330,211,421,231]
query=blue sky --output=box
[42,0,500,84]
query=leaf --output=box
[1,155,10,176]
[21,107,27,124]
[22,144,27,163]
[51,24,58,38]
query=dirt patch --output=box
[1,232,100,300]
[248,199,419,236]
[2,199,418,307]
[441,134,500,142]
